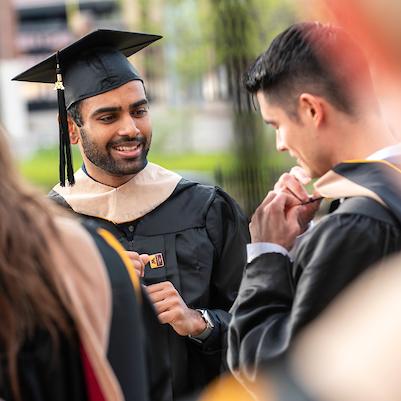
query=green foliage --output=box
[163,0,212,87]
[252,0,297,53]
[18,147,83,192]
[17,146,235,191]
[162,0,297,87]
[20,0,299,206]
[18,143,292,193]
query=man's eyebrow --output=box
[130,99,148,108]
[90,99,148,118]
[91,106,122,118]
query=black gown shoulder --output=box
[228,196,401,382]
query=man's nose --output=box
[276,130,287,152]
[118,114,140,137]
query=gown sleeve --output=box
[193,189,250,353]
[228,211,401,383]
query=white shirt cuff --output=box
[247,221,315,263]
[247,242,289,263]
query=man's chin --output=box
[297,160,309,173]
[113,159,147,176]
[297,162,318,179]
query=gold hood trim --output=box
[50,217,123,401]
[314,169,385,207]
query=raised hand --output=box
[146,281,206,336]
[126,251,150,277]
[250,191,302,250]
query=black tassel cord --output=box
[55,52,75,186]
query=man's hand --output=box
[146,281,206,336]
[250,191,301,250]
[126,251,150,277]
[274,167,320,233]
[274,166,311,202]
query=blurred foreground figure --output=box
[0,123,148,401]
[289,252,401,401]
[228,21,401,385]
[201,253,401,401]
[323,0,401,143]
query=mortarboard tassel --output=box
[55,52,75,186]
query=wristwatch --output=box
[188,309,215,343]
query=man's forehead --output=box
[256,90,268,108]
[256,90,280,119]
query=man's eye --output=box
[132,107,148,118]
[99,115,115,123]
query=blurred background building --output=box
[0,0,297,214]
[1,0,399,214]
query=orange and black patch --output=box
[149,253,165,269]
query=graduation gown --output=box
[0,217,147,401]
[228,160,401,384]
[49,162,250,400]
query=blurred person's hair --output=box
[0,124,71,400]
[244,22,379,119]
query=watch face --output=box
[188,309,215,342]
[202,310,215,328]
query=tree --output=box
[210,0,296,215]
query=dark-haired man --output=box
[14,30,249,400]
[228,21,401,384]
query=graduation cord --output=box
[299,196,323,206]
[55,52,75,186]
[286,187,323,206]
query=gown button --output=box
[128,225,135,232]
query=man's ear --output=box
[299,93,325,127]
[67,115,80,144]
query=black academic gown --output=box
[228,160,401,383]
[83,223,150,401]
[0,329,87,401]
[0,223,148,401]
[50,177,249,401]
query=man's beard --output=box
[80,127,150,176]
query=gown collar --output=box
[315,159,401,210]
[52,162,182,224]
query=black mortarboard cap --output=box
[13,29,162,186]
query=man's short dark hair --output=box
[66,81,147,127]
[67,100,83,127]
[244,22,376,118]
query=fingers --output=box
[157,309,188,326]
[268,191,300,222]
[146,281,177,303]
[258,190,277,209]
[297,200,321,232]
[260,191,296,217]
[250,191,302,247]
[126,251,149,277]
[157,310,176,325]
[145,282,194,335]
[146,282,185,315]
[140,254,150,265]
[146,281,174,294]
[274,172,309,203]
[152,296,181,315]
[289,166,311,185]
[286,203,302,232]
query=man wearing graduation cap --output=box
[14,29,249,400]
[227,22,401,386]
